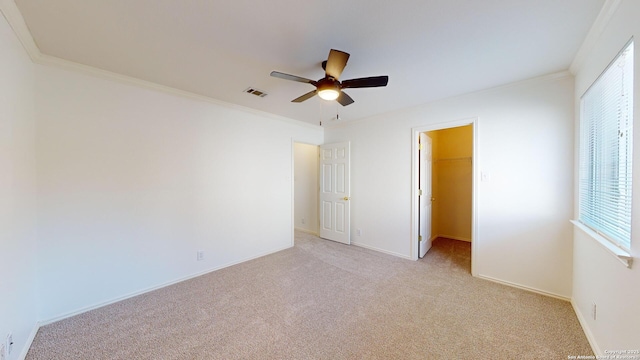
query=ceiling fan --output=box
[270,49,389,106]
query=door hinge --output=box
[419,144,424,151]
[418,189,423,196]
[419,235,423,242]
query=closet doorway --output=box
[426,125,473,243]
[411,120,477,275]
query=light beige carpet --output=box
[26,232,593,359]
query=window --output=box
[579,40,634,251]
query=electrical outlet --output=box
[197,251,204,261]
[591,303,597,320]
[301,217,305,224]
[356,229,362,236]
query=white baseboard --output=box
[571,299,601,356]
[18,322,40,360]
[39,244,293,326]
[477,274,570,301]
[351,241,412,260]
[436,234,471,242]
[294,227,318,236]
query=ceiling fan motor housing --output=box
[317,77,340,91]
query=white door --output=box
[319,142,351,244]
[419,133,433,258]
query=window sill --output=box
[571,220,633,269]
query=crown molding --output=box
[0,0,40,61]
[323,70,573,129]
[570,0,623,75]
[0,0,322,131]
[38,54,322,130]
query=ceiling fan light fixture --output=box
[318,88,340,101]
[317,79,340,101]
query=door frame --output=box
[410,118,479,276]
[418,132,433,258]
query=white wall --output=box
[325,73,575,297]
[0,13,38,360]
[571,0,640,353]
[34,64,323,321]
[294,143,318,234]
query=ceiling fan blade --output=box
[341,76,389,89]
[325,49,350,80]
[336,91,354,106]
[292,90,317,103]
[270,71,316,84]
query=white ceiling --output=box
[15,0,604,126]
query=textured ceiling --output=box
[15,0,604,125]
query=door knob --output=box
[343,197,351,201]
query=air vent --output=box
[244,87,268,97]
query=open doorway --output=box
[411,119,477,275]
[427,125,473,242]
[293,142,319,235]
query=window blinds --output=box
[579,41,634,250]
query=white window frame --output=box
[578,40,634,253]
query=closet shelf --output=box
[435,156,472,162]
